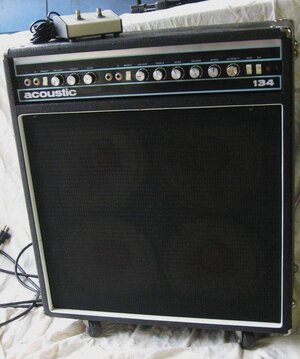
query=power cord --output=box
[30,12,61,44]
[0,268,38,279]
[0,226,11,245]
[0,299,42,309]
[0,226,41,328]
[0,247,40,292]
[14,243,40,293]
[0,294,41,328]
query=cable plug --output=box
[0,226,11,245]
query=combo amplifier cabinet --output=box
[4,20,295,339]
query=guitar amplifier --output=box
[4,20,295,340]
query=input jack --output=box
[115,72,123,81]
[24,78,32,87]
[33,77,41,86]
[105,73,113,82]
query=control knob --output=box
[66,73,80,86]
[226,63,240,77]
[83,72,97,85]
[135,69,149,82]
[153,68,166,81]
[208,64,221,78]
[189,65,203,79]
[51,74,64,87]
[171,67,184,80]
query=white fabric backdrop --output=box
[0,0,300,358]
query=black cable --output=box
[14,244,40,294]
[0,294,40,328]
[0,227,42,327]
[0,304,42,309]
[0,249,39,290]
[0,249,40,292]
[30,12,60,44]
[0,299,42,307]
[0,299,42,309]
[0,268,38,278]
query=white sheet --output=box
[0,1,300,358]
[121,0,276,31]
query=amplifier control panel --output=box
[13,39,283,102]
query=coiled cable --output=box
[30,12,60,44]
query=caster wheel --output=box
[241,331,256,350]
[87,321,102,337]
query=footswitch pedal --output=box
[53,9,122,40]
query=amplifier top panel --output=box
[5,20,294,103]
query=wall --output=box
[0,0,133,33]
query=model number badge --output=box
[253,79,275,87]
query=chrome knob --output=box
[135,69,149,82]
[226,63,240,77]
[83,72,97,85]
[66,73,80,86]
[153,68,166,81]
[189,65,203,79]
[171,67,184,80]
[51,74,64,87]
[208,64,221,78]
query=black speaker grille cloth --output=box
[22,105,282,323]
